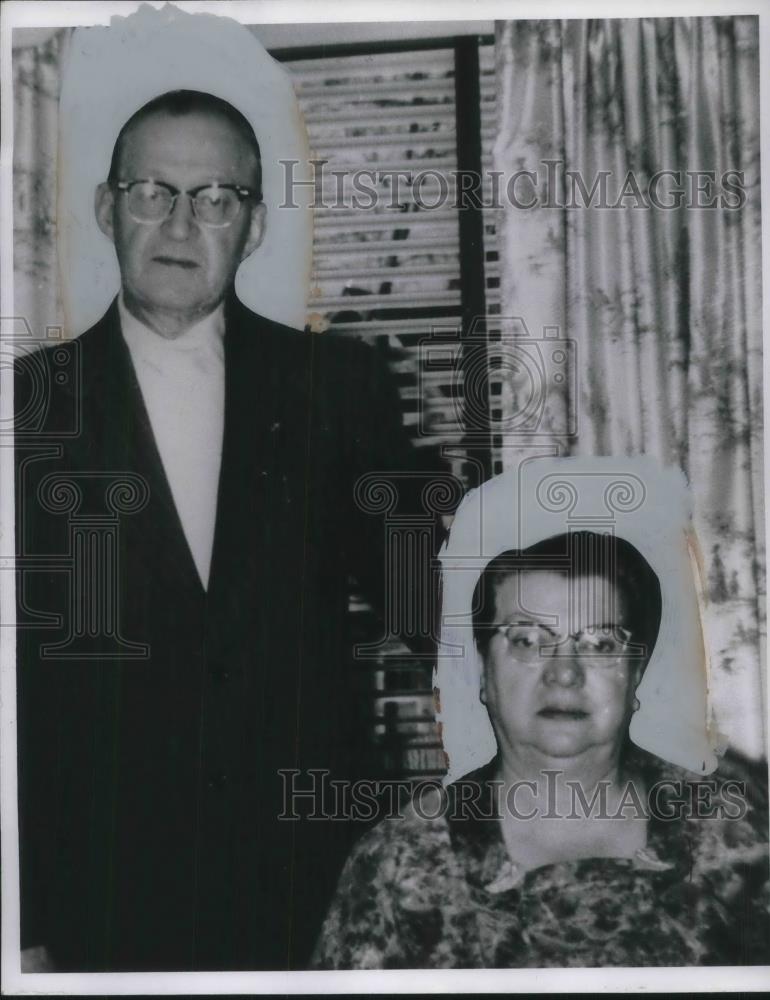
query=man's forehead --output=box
[118,109,257,172]
[122,108,241,146]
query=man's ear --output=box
[241,201,267,261]
[95,183,116,243]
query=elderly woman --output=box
[313,530,768,968]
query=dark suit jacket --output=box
[15,295,447,971]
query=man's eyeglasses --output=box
[115,179,258,228]
[495,623,636,667]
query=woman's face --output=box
[481,570,643,768]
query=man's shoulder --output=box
[228,299,377,367]
[229,300,304,340]
[13,308,112,374]
[13,307,117,434]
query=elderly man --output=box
[15,90,444,971]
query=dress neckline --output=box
[445,749,694,895]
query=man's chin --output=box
[131,289,218,318]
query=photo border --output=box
[2,0,768,993]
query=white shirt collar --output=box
[115,290,226,590]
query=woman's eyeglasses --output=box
[495,622,636,667]
[115,179,258,228]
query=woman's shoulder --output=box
[632,745,768,894]
[627,745,767,824]
[342,780,457,878]
[313,779,473,969]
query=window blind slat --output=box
[313,263,460,281]
[313,237,460,257]
[313,212,460,231]
[284,46,455,74]
[309,290,461,309]
[297,77,495,100]
[305,104,457,125]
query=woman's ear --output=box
[479,663,488,706]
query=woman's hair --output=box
[471,531,662,662]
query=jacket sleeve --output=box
[336,337,459,657]
[14,349,69,952]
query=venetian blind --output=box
[282,41,498,779]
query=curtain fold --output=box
[493,16,764,758]
[12,29,70,339]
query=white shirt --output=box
[118,294,225,590]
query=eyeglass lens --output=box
[502,624,631,663]
[126,182,242,227]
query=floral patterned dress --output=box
[313,749,769,968]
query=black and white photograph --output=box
[1,0,768,992]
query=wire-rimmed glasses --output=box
[495,622,636,667]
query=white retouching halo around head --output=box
[436,455,719,782]
[57,4,313,336]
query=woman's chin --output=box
[530,722,600,761]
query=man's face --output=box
[96,109,266,328]
[481,570,642,767]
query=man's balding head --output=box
[108,90,263,200]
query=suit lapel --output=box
[206,297,263,603]
[206,296,312,605]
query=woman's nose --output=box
[542,648,585,687]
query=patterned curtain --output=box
[13,29,70,339]
[493,17,765,758]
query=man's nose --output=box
[542,646,585,687]
[164,193,196,240]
